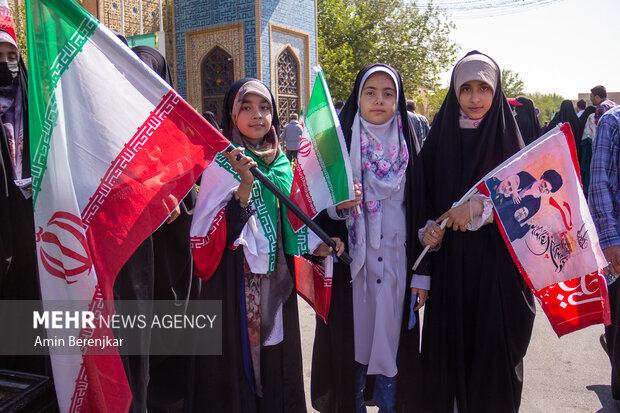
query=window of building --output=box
[201,46,234,125]
[276,47,300,129]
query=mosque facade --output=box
[66,0,317,126]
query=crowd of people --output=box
[1,20,619,413]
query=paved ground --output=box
[298,297,618,412]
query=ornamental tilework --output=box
[244,20,257,78]
[185,24,245,111]
[260,0,316,89]
[271,30,306,109]
[173,0,316,102]
[175,0,255,97]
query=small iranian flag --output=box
[26,0,229,411]
[288,68,354,231]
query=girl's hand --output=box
[437,198,484,232]
[224,147,256,186]
[225,148,257,206]
[313,237,345,257]
[164,194,181,223]
[411,288,429,311]
[422,222,445,247]
[336,179,362,211]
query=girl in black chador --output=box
[414,51,536,413]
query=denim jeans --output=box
[354,362,397,413]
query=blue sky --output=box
[439,0,620,99]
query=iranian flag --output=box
[288,68,354,231]
[26,0,229,411]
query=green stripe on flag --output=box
[306,72,349,202]
[26,0,99,204]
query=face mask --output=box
[0,61,18,87]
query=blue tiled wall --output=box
[173,0,256,98]
[260,0,317,93]
[174,0,317,100]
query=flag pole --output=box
[412,186,479,271]
[226,144,353,265]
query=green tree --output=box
[526,92,565,124]
[501,69,524,97]
[13,5,27,63]
[426,87,448,122]
[318,0,458,100]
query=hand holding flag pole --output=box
[412,186,479,271]
[225,144,353,265]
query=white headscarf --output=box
[347,65,409,282]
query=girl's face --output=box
[359,72,397,125]
[235,93,273,140]
[458,80,493,120]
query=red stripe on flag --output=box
[561,122,582,185]
[288,164,318,232]
[82,90,229,301]
[69,287,132,413]
[294,255,331,324]
[191,207,227,281]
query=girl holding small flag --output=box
[187,78,343,413]
[413,51,536,413]
[311,64,427,413]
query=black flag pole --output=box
[225,144,352,265]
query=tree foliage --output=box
[426,87,448,123]
[14,6,26,62]
[501,69,524,98]
[526,92,565,124]
[318,0,458,100]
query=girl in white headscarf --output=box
[311,64,427,413]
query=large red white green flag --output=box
[26,0,229,410]
[288,68,354,231]
[476,123,610,336]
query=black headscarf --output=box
[132,45,174,87]
[202,110,220,131]
[339,64,420,155]
[545,99,583,157]
[221,78,280,140]
[545,99,580,134]
[514,96,541,145]
[418,50,523,219]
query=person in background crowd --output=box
[0,26,56,387]
[589,105,620,409]
[202,110,221,133]
[335,99,344,116]
[280,113,303,163]
[591,85,617,125]
[576,99,586,118]
[545,99,584,159]
[111,45,196,413]
[414,51,535,413]
[580,105,597,195]
[406,99,429,146]
[510,96,541,145]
